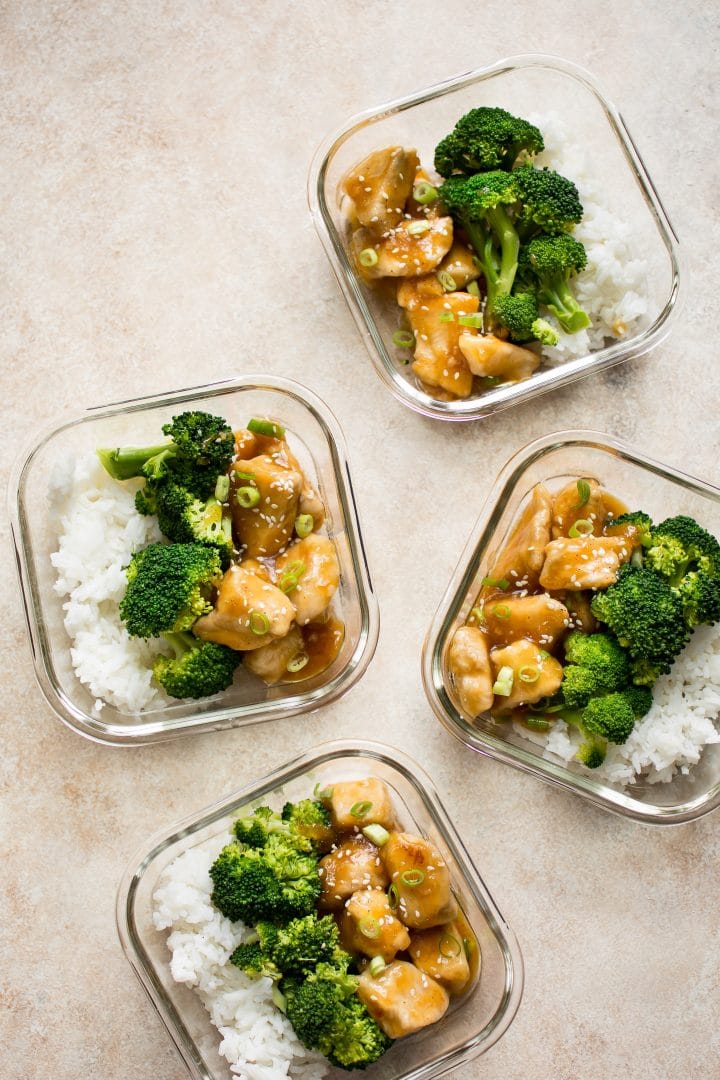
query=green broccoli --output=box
[281,799,334,852]
[98,410,234,498]
[209,834,321,925]
[265,914,349,976]
[119,542,223,638]
[152,632,240,698]
[493,290,559,345]
[434,106,544,176]
[590,565,690,685]
[233,806,292,849]
[143,480,234,564]
[512,165,584,237]
[518,233,590,334]
[565,686,650,768]
[607,510,654,540]
[645,516,720,628]
[439,171,520,325]
[229,941,280,980]
[233,801,332,854]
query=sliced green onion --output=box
[272,984,287,1013]
[350,800,373,818]
[295,514,314,538]
[468,605,485,625]
[438,312,455,323]
[569,518,594,538]
[439,933,462,958]
[400,869,425,887]
[358,917,381,939]
[279,574,299,594]
[214,475,230,501]
[525,716,551,731]
[574,478,591,508]
[249,610,270,636]
[437,270,457,292]
[387,884,399,909]
[369,955,386,976]
[519,665,540,683]
[479,376,502,387]
[492,603,511,620]
[234,470,256,483]
[236,486,260,509]
[493,665,514,697]
[407,219,431,236]
[359,247,379,267]
[467,280,481,298]
[463,936,475,958]
[481,576,509,590]
[458,314,483,328]
[313,782,334,800]
[413,181,438,205]
[221,513,233,541]
[284,560,306,577]
[248,418,286,440]
[286,652,309,673]
[363,824,390,847]
[392,329,415,348]
[538,650,550,660]
[631,548,644,568]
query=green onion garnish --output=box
[369,955,386,976]
[493,665,514,697]
[392,329,415,348]
[234,470,256,483]
[313,782,333,800]
[350,800,373,818]
[407,219,431,236]
[569,518,594,538]
[468,605,485,625]
[279,560,306,592]
[248,418,285,439]
[359,247,379,267]
[358,917,381,939]
[439,933,462,958]
[363,824,390,846]
[387,884,399,909]
[479,376,502,387]
[272,984,287,1013]
[249,610,270,636]
[525,716,551,731]
[492,604,511,620]
[438,312,455,323]
[413,181,438,205]
[519,665,540,683]
[437,270,457,292]
[481,576,509,590]
[538,650,550,660]
[295,514,314,538]
[286,652,309,673]
[574,478,591,508]
[467,280,481,298]
[463,936,475,958]
[236,486,260,509]
[214,475,230,501]
[400,869,425,887]
[458,314,483,328]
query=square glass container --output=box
[308,54,680,422]
[9,376,378,745]
[422,431,720,824]
[116,739,523,1079]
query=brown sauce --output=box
[282,614,345,683]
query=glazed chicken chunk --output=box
[358,960,449,1039]
[340,146,419,234]
[458,332,540,382]
[490,638,564,710]
[231,448,303,558]
[447,625,494,717]
[318,835,389,910]
[481,593,570,649]
[487,484,553,593]
[381,832,457,930]
[408,920,473,996]
[326,777,396,833]
[434,242,481,289]
[193,566,295,651]
[539,535,632,591]
[551,477,608,538]
[275,534,340,626]
[398,279,480,398]
[242,624,305,684]
[351,216,454,278]
[339,888,411,962]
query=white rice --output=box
[513,625,720,786]
[152,840,328,1080]
[529,111,648,361]
[50,452,171,714]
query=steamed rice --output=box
[153,841,328,1080]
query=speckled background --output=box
[2,2,719,1078]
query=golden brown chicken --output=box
[358,960,449,1039]
[485,483,553,593]
[490,638,564,710]
[351,216,454,279]
[275,534,340,626]
[408,920,472,996]
[340,146,419,234]
[458,332,540,382]
[325,778,396,833]
[539,535,632,591]
[381,833,457,930]
[434,242,481,289]
[447,625,494,717]
[481,593,570,649]
[193,566,295,651]
[339,889,411,962]
[397,279,480,398]
[318,835,389,910]
[230,447,303,558]
[242,624,305,684]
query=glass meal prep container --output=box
[308,53,680,422]
[9,376,378,746]
[116,739,524,1079]
[422,431,720,825]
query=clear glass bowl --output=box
[422,431,720,824]
[9,376,379,745]
[116,739,523,1079]
[308,54,680,422]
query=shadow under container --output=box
[117,740,524,1079]
[422,431,720,824]
[10,376,378,745]
[309,53,680,422]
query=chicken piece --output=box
[539,535,632,591]
[398,281,480,398]
[339,889,411,962]
[459,332,540,382]
[326,778,395,832]
[481,593,570,650]
[238,557,272,583]
[281,444,325,531]
[561,590,598,633]
[351,216,453,279]
[486,484,553,594]
[318,836,389,911]
[340,146,419,234]
[551,478,612,539]
[447,626,494,718]
[283,615,345,683]
[358,960,449,1039]
[405,166,443,218]
[381,833,456,930]
[230,446,303,558]
[242,624,304,684]
[193,566,295,652]
[275,534,340,625]
[490,638,564,710]
[408,920,472,996]
[435,242,481,289]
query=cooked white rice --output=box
[513,624,720,786]
[530,112,648,361]
[152,840,328,1080]
[50,452,171,714]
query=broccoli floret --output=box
[582,692,636,744]
[609,510,654,537]
[149,481,233,565]
[233,802,330,854]
[152,631,240,698]
[576,739,607,770]
[622,685,654,719]
[518,233,590,334]
[434,106,544,177]
[590,565,690,685]
[512,165,584,237]
[493,290,558,344]
[645,516,720,628]
[119,542,222,638]
[98,410,234,499]
[267,914,349,976]
[233,805,292,849]
[229,941,280,980]
[209,835,321,925]
[281,799,334,852]
[561,664,605,709]
[560,631,632,707]
[439,171,520,325]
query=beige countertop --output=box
[2,2,719,1077]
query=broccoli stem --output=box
[161,630,197,659]
[97,443,174,481]
[541,277,591,333]
[486,205,520,299]
[464,208,519,328]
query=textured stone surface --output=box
[2,2,719,1078]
